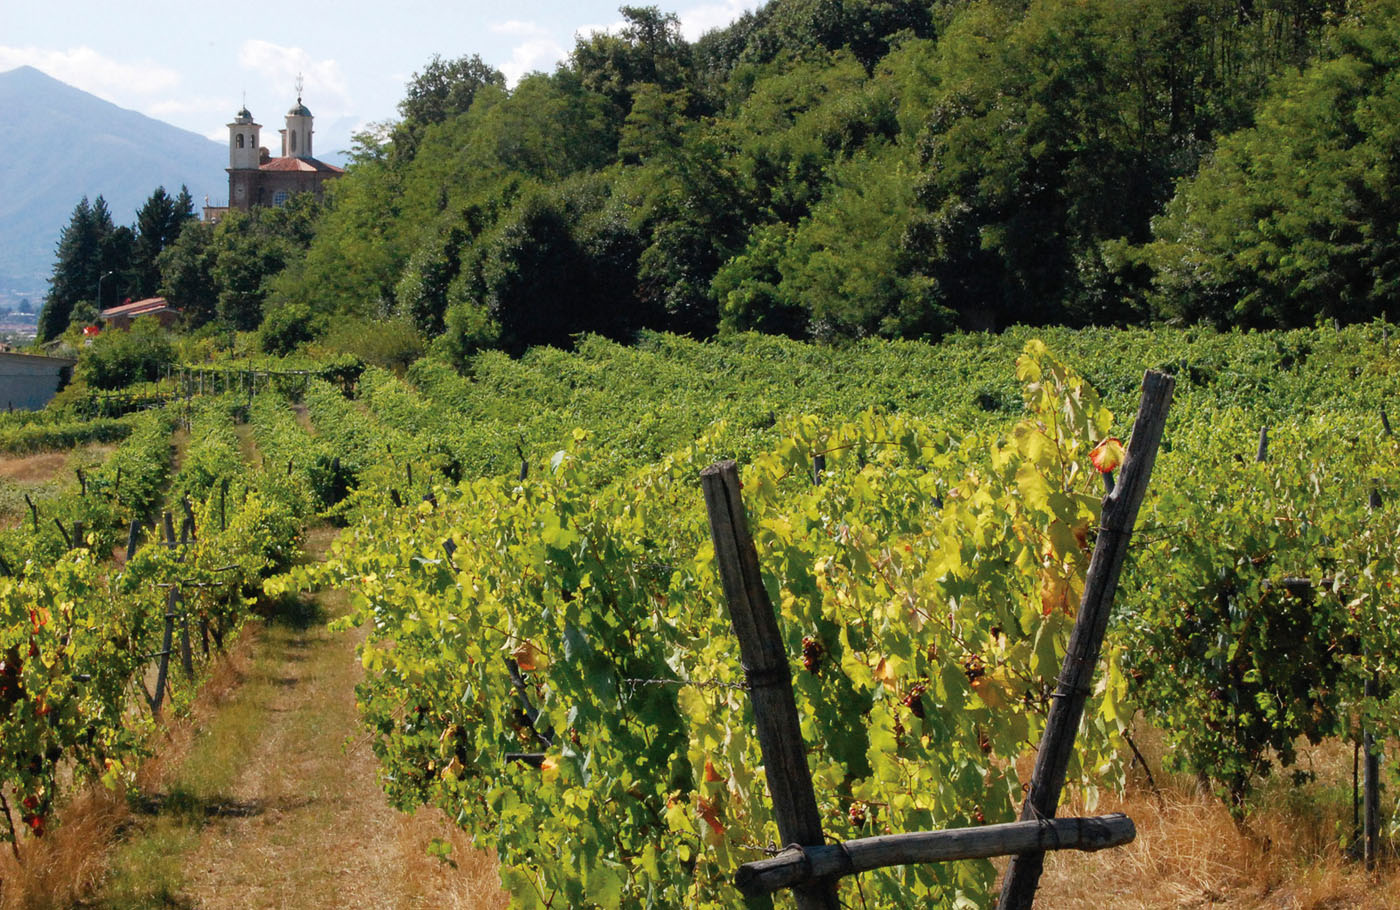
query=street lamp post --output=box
[96,270,115,315]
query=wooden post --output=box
[701,460,839,910]
[70,520,84,549]
[126,518,142,562]
[162,511,176,549]
[151,588,176,716]
[1256,425,1269,463]
[1363,484,1383,869]
[812,453,825,485]
[1364,677,1380,870]
[23,493,37,531]
[219,477,229,532]
[999,370,1174,910]
[179,592,194,677]
[76,468,86,497]
[53,518,70,549]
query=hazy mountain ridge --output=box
[0,66,226,302]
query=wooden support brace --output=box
[737,815,1135,897]
[702,460,839,910]
[998,370,1173,910]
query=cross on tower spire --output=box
[295,73,304,104]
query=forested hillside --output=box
[37,0,1400,352]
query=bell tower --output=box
[228,102,261,169]
[227,102,262,210]
[281,74,314,159]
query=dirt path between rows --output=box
[172,528,504,910]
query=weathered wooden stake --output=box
[162,511,176,549]
[23,493,37,531]
[1364,676,1380,870]
[998,370,1174,910]
[1363,485,1383,869]
[812,453,825,485]
[53,518,70,549]
[702,460,839,910]
[1256,425,1269,463]
[151,588,176,716]
[123,519,140,562]
[179,596,194,677]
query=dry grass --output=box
[1035,728,1399,909]
[0,618,262,910]
[0,452,72,485]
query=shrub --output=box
[75,317,175,390]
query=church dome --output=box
[235,106,253,121]
[288,102,312,117]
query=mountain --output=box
[0,66,227,304]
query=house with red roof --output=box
[98,297,180,329]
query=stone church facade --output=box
[206,94,343,220]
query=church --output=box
[204,90,344,221]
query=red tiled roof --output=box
[258,156,345,174]
[98,297,176,319]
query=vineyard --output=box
[0,324,1396,907]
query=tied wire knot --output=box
[1032,815,1066,851]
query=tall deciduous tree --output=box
[157,220,218,326]
[394,54,506,160]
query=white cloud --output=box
[498,38,569,86]
[679,0,760,40]
[574,19,628,41]
[487,21,569,86]
[238,39,350,117]
[0,45,181,102]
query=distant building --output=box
[0,351,75,410]
[98,297,180,329]
[204,91,344,222]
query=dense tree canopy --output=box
[47,0,1387,351]
[1149,0,1400,326]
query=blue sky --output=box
[2,0,761,161]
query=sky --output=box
[1,0,762,163]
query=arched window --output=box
[236,134,245,149]
[289,132,297,152]
[273,190,289,207]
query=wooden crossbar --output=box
[736,814,1135,896]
